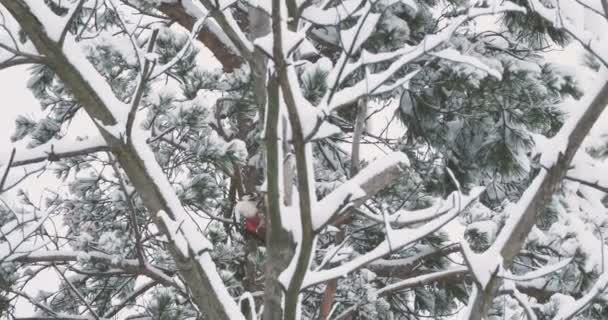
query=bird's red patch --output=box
[245,216,261,234]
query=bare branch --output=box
[8,143,109,168]
[0,148,16,193]
[565,175,608,193]
[126,29,159,140]
[103,280,158,318]
[53,265,101,320]
[58,0,85,46]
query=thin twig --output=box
[0,148,16,193]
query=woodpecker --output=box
[235,193,265,242]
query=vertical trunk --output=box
[263,73,293,320]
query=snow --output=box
[301,0,364,26]
[462,242,502,289]
[431,48,503,80]
[4,135,106,167]
[149,18,207,79]
[340,10,381,54]
[253,29,310,61]
[493,170,548,252]
[312,152,410,230]
[501,257,572,282]
[122,95,244,319]
[304,187,484,287]
[22,0,66,42]
[198,253,248,320]
[64,37,130,124]
[181,0,243,54]
[361,191,464,226]
[375,266,468,296]
[321,1,525,111]
[539,70,608,167]
[553,272,608,320]
[158,210,191,256]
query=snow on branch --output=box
[431,48,503,80]
[338,2,379,54]
[19,0,129,126]
[150,16,209,79]
[321,2,526,112]
[195,0,254,61]
[4,136,108,168]
[312,152,410,231]
[359,191,465,226]
[462,74,608,320]
[8,250,178,289]
[21,0,66,42]
[527,0,608,67]
[500,257,573,282]
[375,266,468,296]
[501,281,539,320]
[303,187,484,288]
[300,0,365,26]
[552,272,608,320]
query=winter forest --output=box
[0,0,607,319]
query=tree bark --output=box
[158,2,243,72]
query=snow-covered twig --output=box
[303,187,484,288]
[320,2,526,112]
[313,152,410,231]
[375,266,468,296]
[149,16,208,79]
[4,137,108,168]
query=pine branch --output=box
[464,80,608,319]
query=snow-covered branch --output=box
[359,191,466,226]
[527,0,608,68]
[304,187,484,288]
[196,0,255,62]
[9,250,179,290]
[155,0,243,71]
[313,152,410,231]
[3,136,108,168]
[463,72,608,319]
[375,266,468,296]
[552,272,608,320]
[320,2,526,112]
